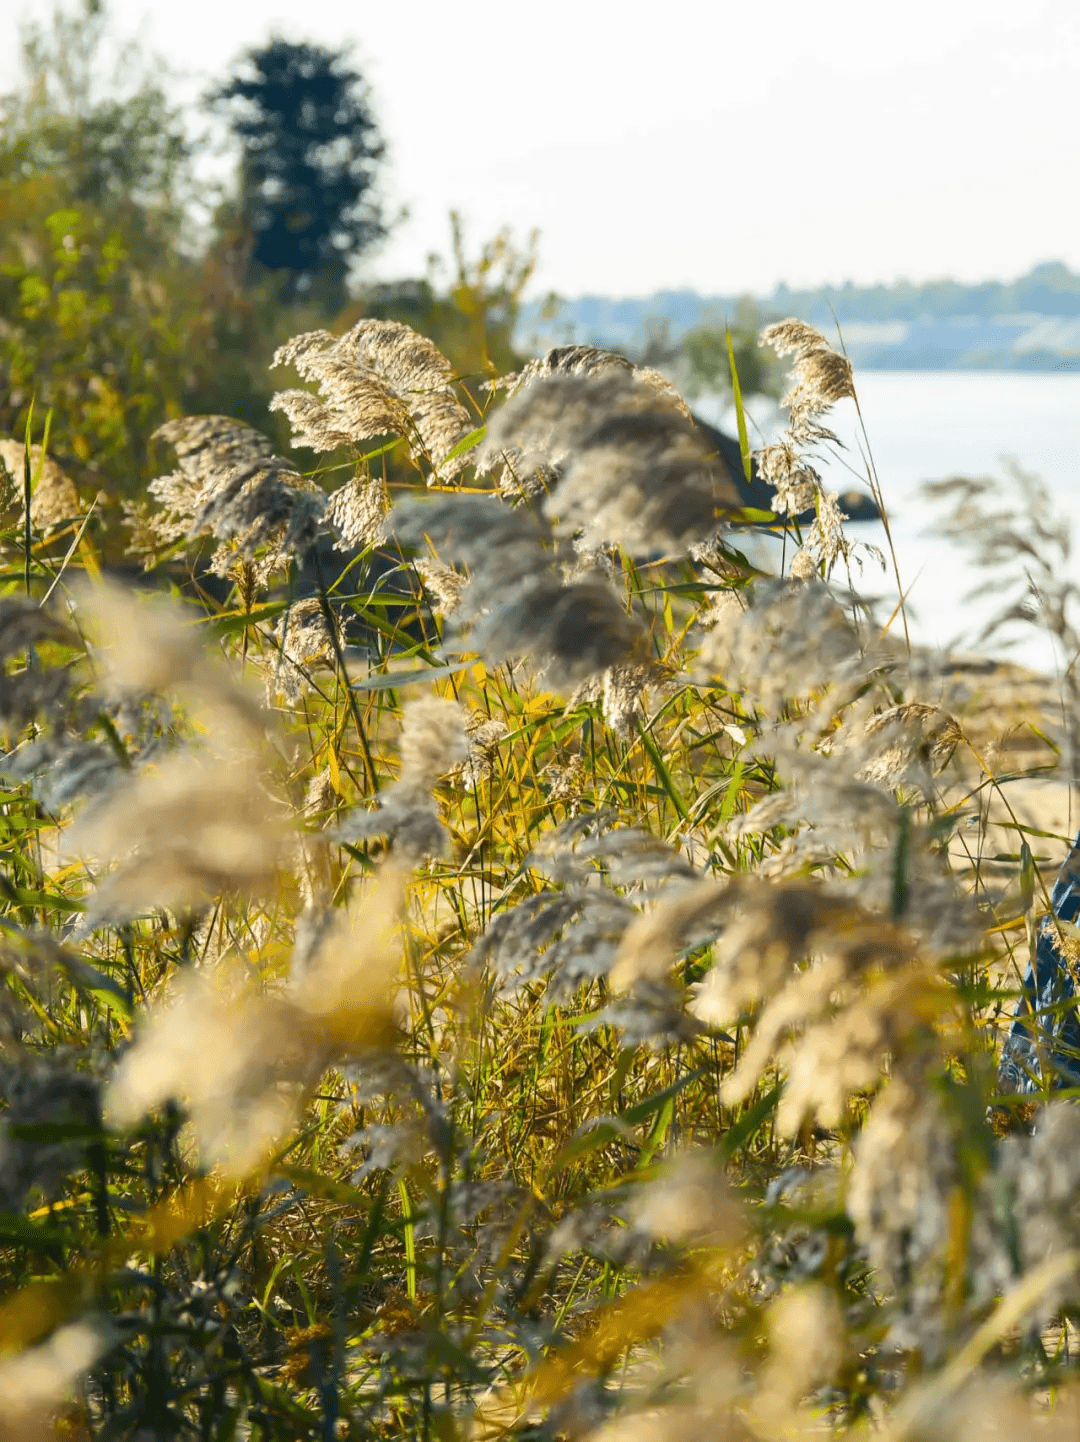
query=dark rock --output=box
[692,413,880,524]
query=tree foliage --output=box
[349,214,538,387]
[0,8,520,510]
[209,39,386,307]
[4,0,191,213]
[639,297,785,402]
[0,2,212,487]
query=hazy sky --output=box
[3,0,1078,298]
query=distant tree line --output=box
[772,260,1080,324]
[543,261,1080,362]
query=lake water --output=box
[704,372,1080,668]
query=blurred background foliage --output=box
[0,0,206,487]
[207,36,387,312]
[636,296,787,404]
[0,0,547,511]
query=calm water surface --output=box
[712,372,1080,665]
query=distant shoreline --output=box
[520,261,1080,373]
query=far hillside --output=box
[526,261,1080,372]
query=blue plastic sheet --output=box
[998,834,1080,1094]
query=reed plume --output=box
[271,319,475,480]
[140,415,325,582]
[756,320,860,574]
[0,440,81,530]
[1,300,1076,1442]
[392,493,644,688]
[480,359,739,555]
[336,695,467,860]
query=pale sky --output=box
[2,0,1078,299]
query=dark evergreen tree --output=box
[209,39,385,305]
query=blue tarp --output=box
[999,836,1080,1094]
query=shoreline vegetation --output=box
[5,7,1080,1437]
[1,314,1080,1437]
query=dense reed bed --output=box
[0,318,1077,1440]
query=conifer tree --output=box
[210,40,385,308]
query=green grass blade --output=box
[726,328,753,485]
[638,723,689,823]
[441,424,486,464]
[719,1081,782,1163]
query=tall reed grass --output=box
[0,318,1077,1440]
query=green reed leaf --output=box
[726,328,753,485]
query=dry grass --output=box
[0,321,1077,1440]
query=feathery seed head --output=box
[106,877,401,1175]
[530,813,697,889]
[611,877,728,992]
[798,488,852,572]
[632,1150,743,1246]
[270,359,409,453]
[324,472,389,551]
[274,597,331,668]
[484,576,643,689]
[758,1284,844,1422]
[392,492,554,612]
[542,752,584,805]
[155,414,278,486]
[854,702,962,791]
[272,319,474,480]
[453,711,509,791]
[146,416,325,579]
[479,367,736,555]
[698,576,871,714]
[81,581,207,697]
[759,319,831,360]
[756,438,820,517]
[69,747,286,923]
[270,329,338,373]
[688,880,863,1027]
[0,736,120,810]
[479,888,634,1000]
[845,1078,960,1352]
[335,318,457,392]
[79,583,264,745]
[788,346,857,411]
[269,387,358,453]
[338,792,450,862]
[413,557,468,617]
[546,400,738,557]
[0,1320,106,1436]
[601,661,656,738]
[392,493,644,688]
[0,440,80,530]
[756,320,856,561]
[398,695,469,787]
[106,965,308,1174]
[760,318,856,418]
[335,698,467,862]
[265,598,332,706]
[189,462,326,576]
[492,345,692,421]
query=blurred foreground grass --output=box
[0,319,1077,1440]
